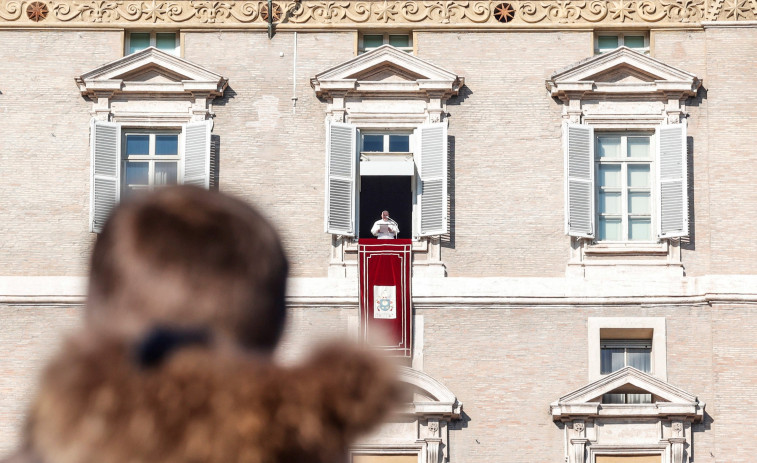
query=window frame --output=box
[599,339,652,374]
[126,31,179,56]
[361,131,413,154]
[595,32,650,55]
[594,131,656,243]
[121,129,182,196]
[358,32,413,54]
[358,129,417,240]
[588,317,666,381]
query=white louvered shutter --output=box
[324,120,358,235]
[417,122,448,236]
[183,120,212,188]
[90,119,121,233]
[657,123,688,238]
[564,122,594,238]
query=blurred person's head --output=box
[86,186,288,351]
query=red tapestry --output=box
[358,239,412,358]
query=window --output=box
[587,317,666,381]
[359,132,414,239]
[359,33,412,54]
[600,339,652,374]
[362,133,411,153]
[565,123,687,243]
[91,120,212,232]
[595,32,649,54]
[596,133,654,242]
[126,31,178,55]
[325,122,447,240]
[122,131,180,197]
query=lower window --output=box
[600,339,652,374]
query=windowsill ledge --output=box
[584,240,668,256]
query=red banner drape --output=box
[358,239,412,357]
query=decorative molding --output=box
[3,0,757,28]
[547,46,701,103]
[311,44,463,101]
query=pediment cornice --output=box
[550,367,704,421]
[311,45,463,100]
[76,47,227,98]
[546,47,700,101]
[398,366,462,418]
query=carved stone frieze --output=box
[2,0,757,27]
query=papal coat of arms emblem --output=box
[373,285,397,319]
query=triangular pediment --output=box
[311,44,463,99]
[546,47,700,98]
[551,367,704,421]
[348,63,427,82]
[76,47,227,97]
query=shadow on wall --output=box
[681,85,707,255]
[210,134,220,191]
[213,84,237,107]
[441,135,456,250]
[441,85,472,251]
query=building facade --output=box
[2,0,757,461]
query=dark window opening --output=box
[359,175,412,239]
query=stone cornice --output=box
[76,46,227,98]
[2,0,757,29]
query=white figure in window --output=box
[371,210,399,239]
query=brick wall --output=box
[0,30,122,276]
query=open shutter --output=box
[564,122,594,238]
[657,122,688,238]
[183,120,212,188]
[90,119,121,233]
[324,120,358,235]
[417,122,448,236]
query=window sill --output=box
[584,240,668,257]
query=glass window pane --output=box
[627,348,651,372]
[388,135,410,152]
[599,217,622,241]
[624,35,646,49]
[154,162,178,186]
[629,218,652,241]
[597,137,621,158]
[125,162,149,185]
[599,192,621,215]
[125,135,149,155]
[626,393,652,404]
[362,134,384,152]
[389,35,410,47]
[628,192,651,215]
[362,35,383,49]
[156,33,176,51]
[602,393,626,404]
[155,135,179,155]
[598,36,619,51]
[628,164,650,187]
[129,32,150,54]
[599,164,621,187]
[628,137,650,158]
[601,347,626,374]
